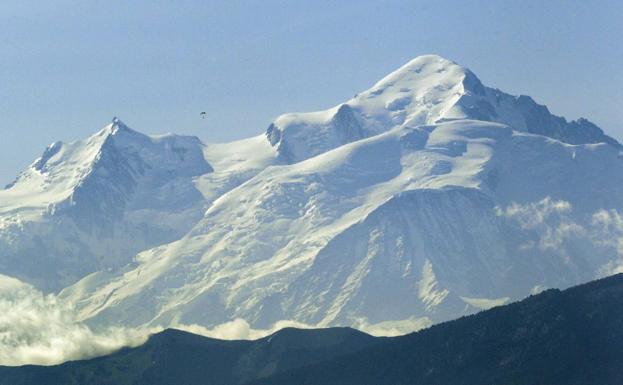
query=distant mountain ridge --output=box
[2,273,621,385]
[266,55,619,163]
[0,119,212,290]
[1,55,622,335]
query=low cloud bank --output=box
[0,275,154,366]
[171,319,315,340]
[0,274,430,366]
[351,316,432,337]
[173,315,432,340]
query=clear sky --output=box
[1,0,622,185]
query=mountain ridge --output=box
[0,118,212,290]
[265,54,619,163]
[1,54,622,334]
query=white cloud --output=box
[0,271,436,366]
[171,318,314,341]
[496,197,584,251]
[530,285,547,295]
[172,315,432,340]
[0,274,154,366]
[460,295,509,310]
[351,316,432,337]
[539,221,585,250]
[498,199,623,276]
[495,197,571,229]
[592,209,623,276]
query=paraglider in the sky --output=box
[200,112,207,119]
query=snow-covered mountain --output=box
[0,119,214,290]
[267,55,618,163]
[2,55,622,332]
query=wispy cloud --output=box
[351,316,432,337]
[0,275,153,366]
[495,197,571,230]
[171,319,314,340]
[592,209,623,275]
[460,295,509,310]
[497,198,623,276]
[0,274,432,366]
[172,315,432,340]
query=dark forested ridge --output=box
[0,327,377,385]
[2,274,622,385]
[251,273,623,385]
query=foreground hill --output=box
[251,273,623,385]
[1,273,622,385]
[0,328,377,385]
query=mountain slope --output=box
[2,273,622,385]
[2,54,622,333]
[0,120,278,292]
[0,119,213,291]
[61,56,623,330]
[267,55,619,163]
[64,118,623,330]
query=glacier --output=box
[0,119,213,291]
[1,55,622,333]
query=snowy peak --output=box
[109,117,133,134]
[266,54,619,163]
[266,55,472,163]
[353,54,478,124]
[95,118,211,178]
[0,119,214,290]
[22,118,144,187]
[1,119,212,217]
[2,55,623,333]
[366,54,467,86]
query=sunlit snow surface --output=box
[2,55,623,362]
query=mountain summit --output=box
[0,118,211,290]
[2,55,622,335]
[267,55,618,162]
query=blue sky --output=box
[1,0,622,185]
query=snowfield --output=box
[2,55,622,335]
